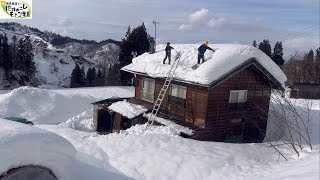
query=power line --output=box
[270,25,319,43]
[279,25,319,40]
[281,27,319,42]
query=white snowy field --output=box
[0,86,319,180]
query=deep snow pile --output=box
[144,113,194,135]
[0,86,134,124]
[0,119,76,180]
[60,108,95,132]
[122,44,287,86]
[106,124,190,137]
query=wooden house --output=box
[103,44,287,143]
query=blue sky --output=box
[7,0,320,56]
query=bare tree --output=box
[264,90,314,160]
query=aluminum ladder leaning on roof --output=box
[145,50,182,130]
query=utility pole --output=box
[153,20,159,45]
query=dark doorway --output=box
[97,110,113,132]
[121,117,132,130]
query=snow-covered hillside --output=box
[0,23,120,89]
[0,86,319,180]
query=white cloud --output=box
[48,17,74,36]
[189,8,209,23]
[207,17,227,28]
[179,24,193,31]
[283,35,319,57]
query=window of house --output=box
[141,78,155,102]
[229,90,248,103]
[170,84,187,99]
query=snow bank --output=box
[144,113,194,135]
[0,86,95,124]
[108,100,148,119]
[38,125,132,180]
[122,44,287,86]
[0,119,76,180]
[262,152,320,180]
[0,86,134,125]
[265,94,320,145]
[60,108,95,132]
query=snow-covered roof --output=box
[108,100,148,119]
[0,119,76,179]
[121,44,287,87]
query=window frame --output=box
[170,84,187,99]
[229,90,248,103]
[141,78,155,103]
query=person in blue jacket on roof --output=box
[197,41,215,65]
[148,34,156,54]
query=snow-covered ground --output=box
[0,86,319,180]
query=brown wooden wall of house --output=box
[206,65,271,141]
[134,75,208,127]
[134,65,272,142]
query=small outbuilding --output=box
[290,83,320,99]
[92,97,130,132]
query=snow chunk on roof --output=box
[0,119,76,179]
[122,44,287,86]
[108,100,148,119]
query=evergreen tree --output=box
[91,67,97,80]
[258,39,272,58]
[24,36,36,77]
[252,40,257,47]
[70,63,81,88]
[16,38,25,71]
[107,64,121,85]
[80,65,86,85]
[119,23,149,85]
[97,69,102,78]
[2,34,12,72]
[15,36,35,78]
[315,48,320,83]
[272,41,285,66]
[0,34,3,68]
[86,67,93,85]
[10,36,18,70]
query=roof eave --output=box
[208,58,284,91]
[121,68,211,88]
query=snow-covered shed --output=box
[91,97,131,132]
[120,44,287,143]
[92,98,149,132]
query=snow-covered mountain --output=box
[0,22,120,89]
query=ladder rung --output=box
[146,51,182,129]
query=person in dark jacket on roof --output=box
[163,42,174,65]
[197,41,215,65]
